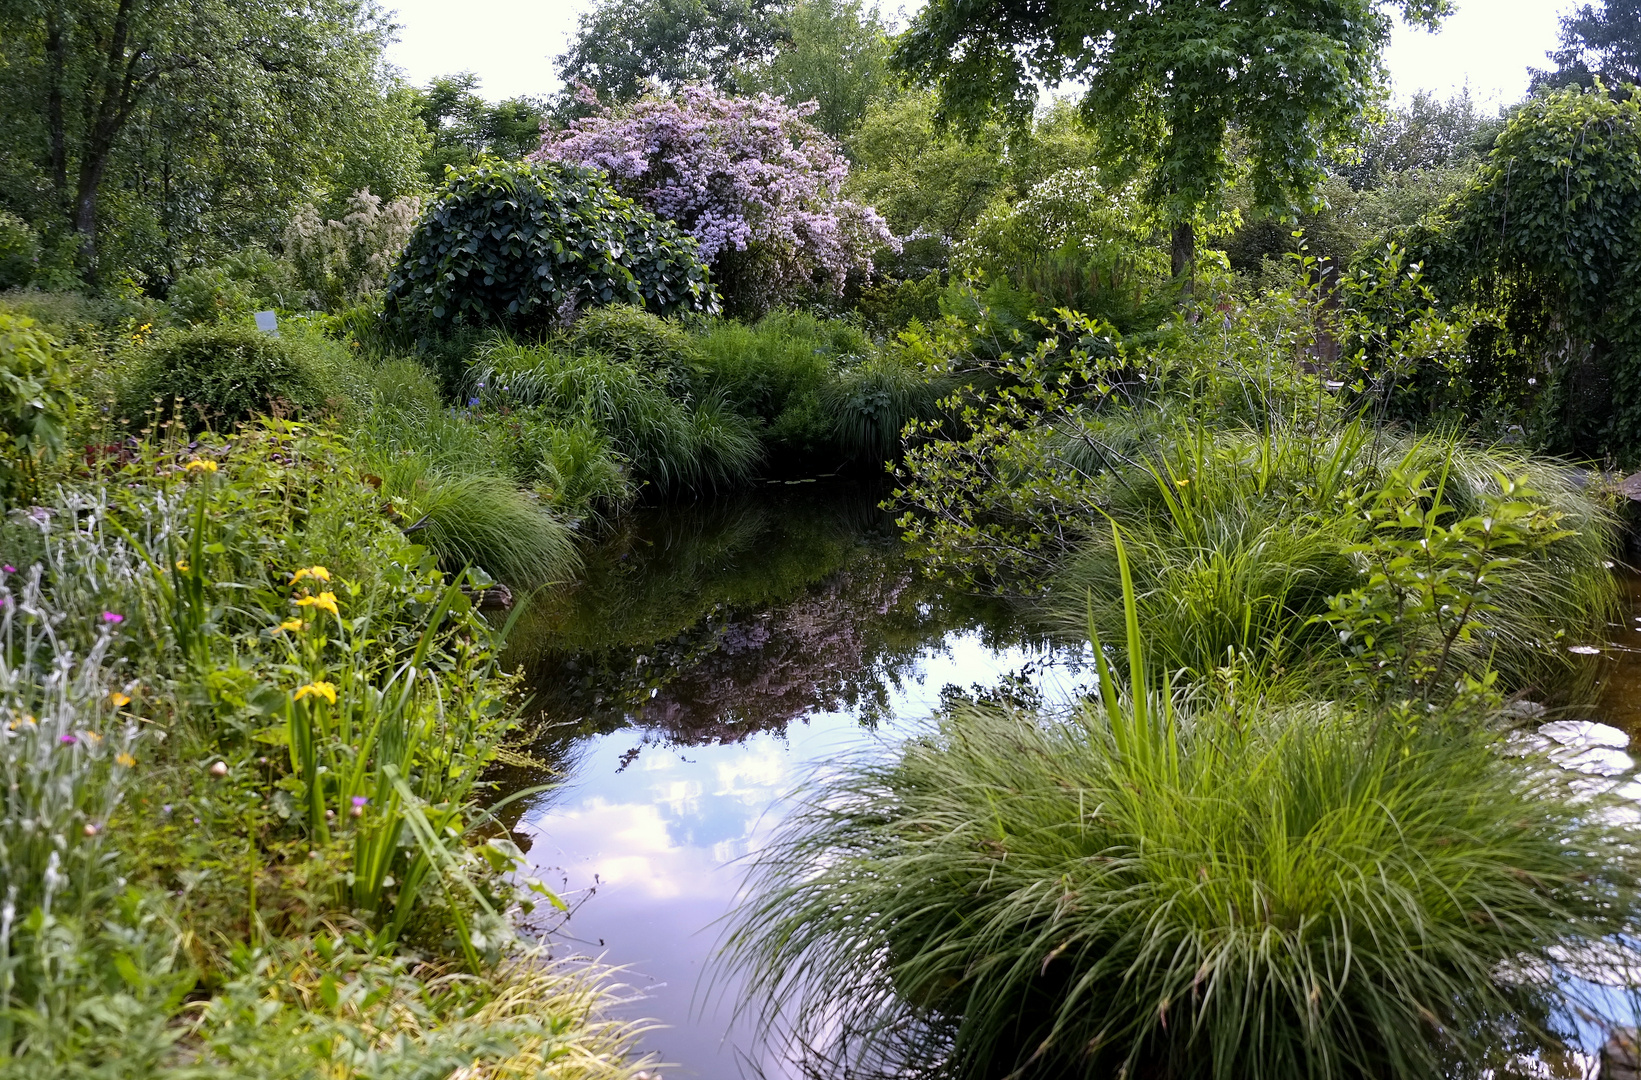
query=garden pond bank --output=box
[495,486,1641,1079]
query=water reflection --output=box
[505,486,1091,1078]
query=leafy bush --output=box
[284,190,421,311]
[116,324,350,431]
[0,212,39,290]
[383,162,716,337]
[472,340,762,492]
[1412,83,1641,460]
[560,304,700,372]
[0,313,75,504]
[538,86,896,316]
[729,575,1641,1080]
[167,248,301,326]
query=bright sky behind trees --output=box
[385,0,1567,108]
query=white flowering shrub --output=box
[284,190,422,312]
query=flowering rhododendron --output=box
[535,85,897,313]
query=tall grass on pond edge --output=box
[726,528,1641,1080]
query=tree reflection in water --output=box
[505,483,1055,753]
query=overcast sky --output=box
[382,0,1571,109]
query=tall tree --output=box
[413,73,549,183]
[0,0,422,280]
[892,0,1450,284]
[554,0,788,106]
[737,0,896,139]
[1531,0,1641,92]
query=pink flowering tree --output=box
[534,84,897,316]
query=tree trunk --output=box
[1171,220,1196,300]
[44,11,68,199]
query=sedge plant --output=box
[726,526,1641,1080]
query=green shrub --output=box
[472,340,761,493]
[383,162,716,338]
[116,324,349,431]
[167,248,301,326]
[560,304,700,373]
[824,349,949,464]
[0,212,39,290]
[1054,424,1620,696]
[0,313,75,503]
[729,577,1641,1080]
[692,311,880,467]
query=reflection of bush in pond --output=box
[506,485,1052,747]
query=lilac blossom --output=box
[536,86,898,310]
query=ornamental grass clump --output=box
[472,339,761,493]
[728,542,1641,1080]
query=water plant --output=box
[727,535,1641,1079]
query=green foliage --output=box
[0,314,75,504]
[381,464,583,588]
[553,0,788,107]
[0,213,39,290]
[411,73,551,184]
[167,250,302,326]
[1413,84,1641,459]
[735,0,898,138]
[893,0,1449,268]
[384,163,715,338]
[116,325,349,432]
[1531,0,1641,91]
[0,0,428,281]
[729,564,1641,1080]
[691,311,865,465]
[473,339,761,492]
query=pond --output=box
[498,485,1641,1079]
[499,482,1093,1077]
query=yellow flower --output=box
[294,681,338,705]
[274,618,305,634]
[83,730,102,745]
[289,565,331,584]
[183,458,217,474]
[175,560,189,572]
[110,691,131,708]
[294,591,339,616]
[115,752,135,768]
[1174,478,1190,488]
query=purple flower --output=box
[59,734,77,745]
[533,86,896,309]
[101,612,123,624]
[2,565,14,574]
[351,796,369,807]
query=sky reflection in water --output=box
[509,487,1092,1078]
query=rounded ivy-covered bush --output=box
[117,325,344,431]
[383,162,717,336]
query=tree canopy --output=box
[554,0,789,105]
[892,0,1450,275]
[0,0,427,282]
[1531,0,1641,91]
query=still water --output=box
[502,484,1092,1077]
[500,486,1641,1078]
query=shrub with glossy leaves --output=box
[383,162,716,336]
[536,86,896,315]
